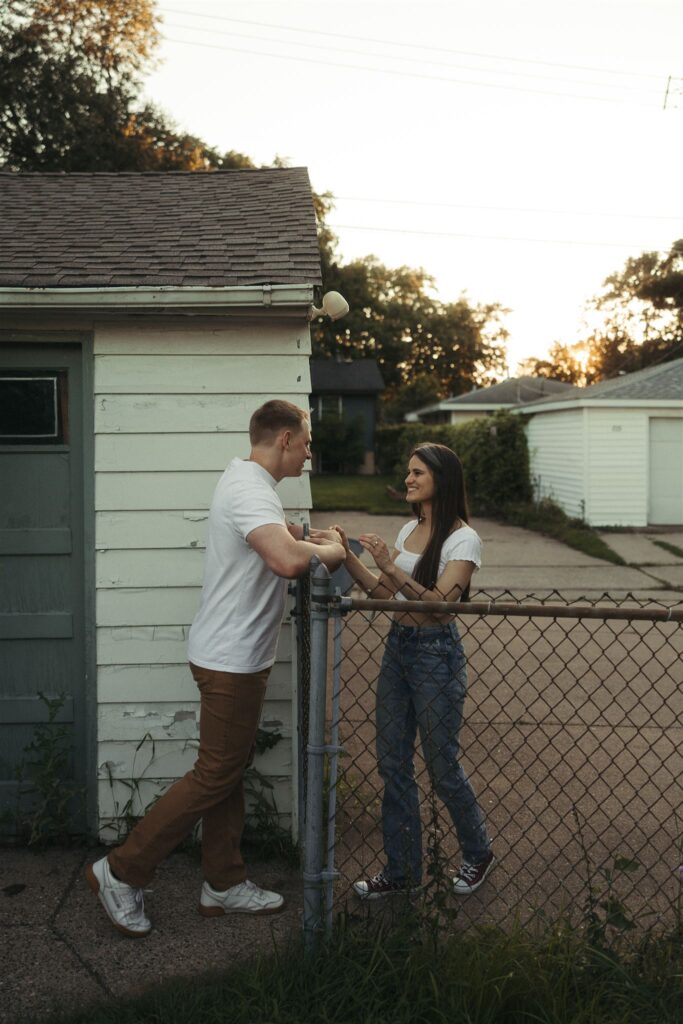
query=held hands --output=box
[331,524,351,555]
[308,527,346,560]
[359,532,392,571]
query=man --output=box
[86,400,345,937]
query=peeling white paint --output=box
[173,710,196,722]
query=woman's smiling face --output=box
[405,455,436,504]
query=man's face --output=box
[284,420,312,476]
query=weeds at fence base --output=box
[36,911,683,1024]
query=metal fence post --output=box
[322,594,344,934]
[302,557,331,950]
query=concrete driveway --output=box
[312,511,683,601]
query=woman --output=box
[336,443,494,899]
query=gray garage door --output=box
[0,343,87,834]
[649,417,683,525]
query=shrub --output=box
[376,411,532,515]
[313,415,366,474]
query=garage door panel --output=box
[649,418,683,525]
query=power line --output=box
[163,19,663,95]
[162,6,667,81]
[331,195,683,221]
[328,222,667,249]
[161,35,662,108]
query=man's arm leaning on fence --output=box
[248,523,345,578]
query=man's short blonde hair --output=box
[249,400,309,445]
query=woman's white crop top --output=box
[392,520,482,601]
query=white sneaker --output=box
[199,878,284,917]
[85,856,151,938]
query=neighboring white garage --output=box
[517,360,683,528]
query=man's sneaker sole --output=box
[85,863,151,938]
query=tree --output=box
[522,241,683,385]
[583,241,683,378]
[381,376,444,424]
[311,197,509,396]
[0,1,255,171]
[518,342,586,384]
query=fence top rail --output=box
[326,595,683,623]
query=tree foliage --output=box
[381,375,444,424]
[522,241,683,385]
[0,0,255,171]
[311,198,509,400]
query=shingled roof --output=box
[441,376,572,407]
[310,358,385,394]
[518,358,683,408]
[410,376,573,419]
[0,169,322,289]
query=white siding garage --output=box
[518,361,683,528]
[584,407,648,527]
[93,318,311,838]
[0,168,322,840]
[525,408,584,518]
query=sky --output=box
[147,0,683,373]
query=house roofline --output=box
[514,398,683,413]
[0,283,314,311]
[420,402,514,414]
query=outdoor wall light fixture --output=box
[309,290,349,321]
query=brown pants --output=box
[108,663,269,891]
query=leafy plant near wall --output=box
[101,725,297,863]
[100,731,160,845]
[6,692,85,846]
[243,727,298,865]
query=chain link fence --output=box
[301,566,683,941]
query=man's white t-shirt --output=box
[187,458,288,673]
[392,519,481,599]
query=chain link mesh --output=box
[324,589,683,931]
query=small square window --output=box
[0,371,68,445]
[320,395,342,419]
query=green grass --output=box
[30,917,683,1024]
[311,474,407,515]
[503,499,627,565]
[652,539,683,559]
[311,476,625,565]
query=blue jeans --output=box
[376,622,490,884]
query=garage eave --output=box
[0,284,315,312]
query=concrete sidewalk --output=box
[2,516,681,1023]
[0,845,302,1023]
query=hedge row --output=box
[375,411,533,515]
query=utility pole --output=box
[663,76,683,110]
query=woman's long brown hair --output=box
[409,443,471,601]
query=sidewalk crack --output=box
[49,851,113,998]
